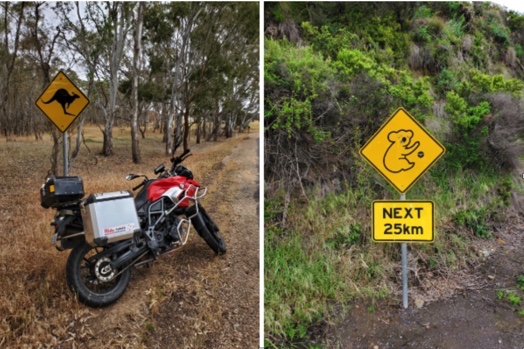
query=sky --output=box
[491,0,524,14]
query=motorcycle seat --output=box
[134,180,155,212]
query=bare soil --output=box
[325,223,524,349]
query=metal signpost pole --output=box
[63,130,68,176]
[401,193,408,308]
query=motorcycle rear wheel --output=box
[198,206,227,255]
[66,241,131,307]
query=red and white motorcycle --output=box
[41,149,226,307]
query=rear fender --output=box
[53,212,84,251]
[56,236,84,251]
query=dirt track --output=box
[147,132,260,348]
[327,223,524,349]
[71,133,260,348]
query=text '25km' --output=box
[372,201,434,243]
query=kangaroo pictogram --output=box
[383,129,420,173]
[42,89,80,116]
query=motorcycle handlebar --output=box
[133,181,145,191]
[170,149,191,166]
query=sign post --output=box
[63,132,68,176]
[401,194,407,309]
[360,107,445,308]
[35,71,90,176]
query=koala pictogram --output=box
[383,129,420,173]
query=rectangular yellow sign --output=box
[372,201,434,243]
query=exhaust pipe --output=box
[111,244,149,270]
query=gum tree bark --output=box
[131,2,144,163]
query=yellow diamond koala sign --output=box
[359,107,445,193]
[35,71,90,133]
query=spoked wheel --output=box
[198,205,227,255]
[66,241,131,307]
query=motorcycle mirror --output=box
[125,174,139,181]
[154,164,165,175]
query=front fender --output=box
[186,205,205,237]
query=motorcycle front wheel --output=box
[66,241,131,307]
[198,206,227,255]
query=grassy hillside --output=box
[264,2,524,347]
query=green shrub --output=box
[516,44,524,58]
[517,275,524,291]
[497,178,513,208]
[334,48,375,77]
[265,39,333,142]
[453,207,490,238]
[445,91,489,131]
[490,22,510,45]
[325,223,362,249]
[443,91,491,171]
[414,5,434,19]
[388,72,433,115]
[447,16,466,38]
[415,25,432,43]
[436,68,458,96]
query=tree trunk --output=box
[131,2,144,164]
[162,103,168,142]
[176,111,183,149]
[32,3,61,174]
[183,107,190,150]
[0,3,24,140]
[203,115,207,140]
[139,118,147,139]
[50,129,60,175]
[103,3,129,157]
[196,121,201,144]
[213,109,221,141]
[166,7,199,155]
[72,73,95,161]
[225,112,234,138]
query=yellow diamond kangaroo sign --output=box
[360,108,445,193]
[35,71,89,133]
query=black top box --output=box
[40,176,85,209]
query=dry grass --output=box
[0,124,248,348]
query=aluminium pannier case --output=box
[81,191,141,246]
[40,176,85,208]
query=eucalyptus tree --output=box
[143,2,199,155]
[0,2,25,138]
[85,2,133,156]
[191,2,259,142]
[141,3,174,153]
[177,2,259,149]
[143,2,258,153]
[216,2,259,136]
[26,1,65,174]
[130,2,145,163]
[55,2,103,162]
